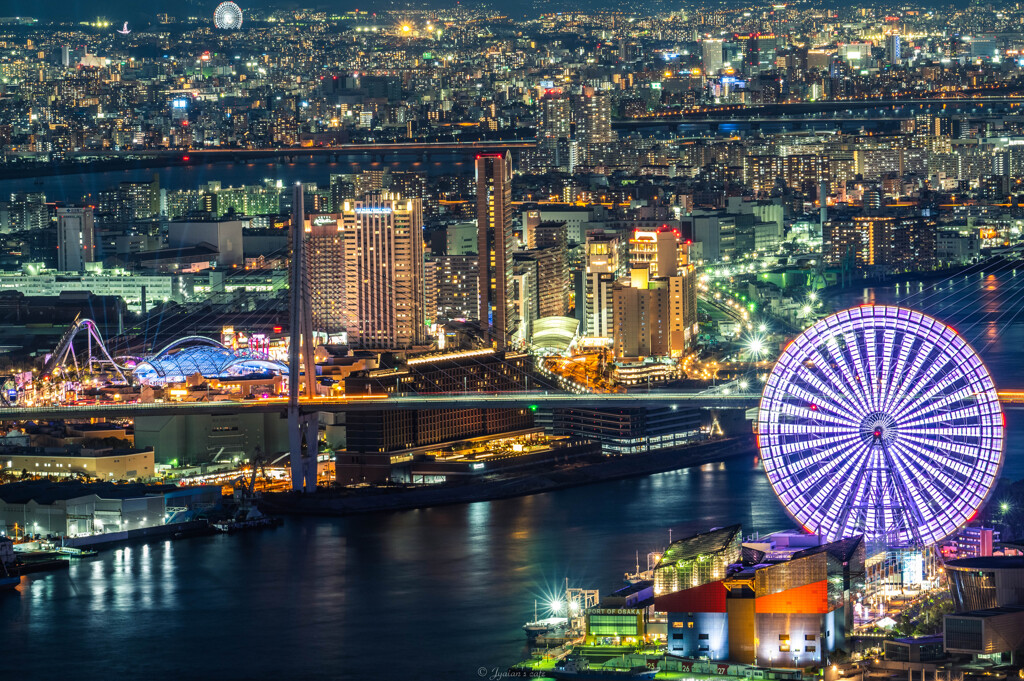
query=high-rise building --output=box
[823,215,936,272]
[306,194,425,348]
[702,39,724,75]
[511,259,538,346]
[629,228,683,278]
[445,222,478,256]
[885,34,901,63]
[435,254,478,321]
[533,221,570,316]
[583,233,622,338]
[56,206,96,272]
[476,152,515,348]
[612,265,698,358]
[305,214,348,337]
[2,192,48,232]
[577,94,615,165]
[538,96,572,169]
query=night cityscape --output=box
[4,1,1024,679]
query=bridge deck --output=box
[0,390,1020,420]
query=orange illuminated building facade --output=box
[654,532,864,668]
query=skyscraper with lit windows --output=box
[476,152,515,348]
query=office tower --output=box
[306,194,425,348]
[515,247,567,321]
[885,34,901,63]
[583,233,621,338]
[391,172,434,218]
[533,221,569,317]
[61,45,70,67]
[512,258,538,345]
[540,97,571,140]
[346,195,424,348]
[355,169,388,196]
[329,174,355,211]
[702,39,724,75]
[56,206,96,272]
[4,192,48,231]
[476,152,515,348]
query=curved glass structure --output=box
[530,316,580,354]
[132,339,286,386]
[758,306,1004,548]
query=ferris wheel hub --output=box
[861,412,898,445]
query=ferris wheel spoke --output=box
[891,342,971,417]
[779,431,864,476]
[900,401,991,429]
[898,361,980,418]
[875,328,898,412]
[800,444,871,516]
[775,383,861,427]
[835,330,878,413]
[860,327,884,411]
[772,430,860,460]
[881,440,949,522]
[819,335,873,416]
[794,349,865,419]
[889,436,981,508]
[880,329,917,413]
[888,328,961,407]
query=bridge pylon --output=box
[288,183,319,492]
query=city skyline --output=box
[2,1,1024,678]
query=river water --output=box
[5,268,1024,680]
[1,154,475,204]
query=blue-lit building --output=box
[131,337,287,386]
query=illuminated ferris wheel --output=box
[757,306,1004,548]
[213,1,243,29]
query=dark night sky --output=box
[0,0,392,22]
[0,0,525,22]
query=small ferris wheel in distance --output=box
[214,1,244,30]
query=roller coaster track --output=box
[42,316,131,384]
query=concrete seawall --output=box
[264,436,757,517]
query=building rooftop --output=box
[0,480,174,505]
[656,524,741,569]
[949,606,1024,619]
[791,535,864,564]
[946,556,1024,570]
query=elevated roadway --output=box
[2,391,757,420]
[5,389,1024,420]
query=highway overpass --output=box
[4,389,1024,420]
[0,391,759,420]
